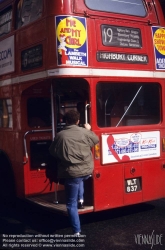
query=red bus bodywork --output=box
[0,0,165,213]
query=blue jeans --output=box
[65,175,90,233]
[78,181,84,201]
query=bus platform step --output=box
[25,191,94,215]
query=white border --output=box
[102,131,160,164]
[1,68,165,87]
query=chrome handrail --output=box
[23,129,52,164]
[85,103,90,124]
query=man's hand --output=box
[84,123,91,130]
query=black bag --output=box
[49,139,56,157]
[44,156,59,190]
[45,155,65,190]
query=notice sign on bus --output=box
[152,26,165,70]
[0,36,14,75]
[101,131,160,164]
[21,44,43,71]
[55,15,88,67]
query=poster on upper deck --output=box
[101,131,160,164]
[0,36,14,75]
[55,15,88,67]
[152,26,165,70]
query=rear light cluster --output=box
[162,138,165,151]
[95,143,100,159]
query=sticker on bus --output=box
[0,36,15,76]
[101,131,160,164]
[55,15,88,67]
[152,26,165,70]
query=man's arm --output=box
[84,123,99,146]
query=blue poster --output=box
[55,15,88,67]
[152,26,165,70]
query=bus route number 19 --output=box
[103,27,113,44]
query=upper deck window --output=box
[85,0,146,17]
[16,0,43,29]
[0,6,12,37]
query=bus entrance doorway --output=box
[24,78,93,213]
[53,78,90,134]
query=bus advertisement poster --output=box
[0,35,15,76]
[152,26,165,70]
[101,131,160,164]
[55,15,88,67]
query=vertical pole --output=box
[51,83,58,204]
[51,84,55,139]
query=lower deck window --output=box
[27,97,51,128]
[96,82,161,127]
[0,99,12,128]
[30,140,52,170]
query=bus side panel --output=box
[124,162,143,205]
[142,159,165,201]
[93,165,123,211]
[93,159,165,212]
[23,159,54,195]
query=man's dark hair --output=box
[65,110,80,125]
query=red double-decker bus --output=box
[0,0,165,214]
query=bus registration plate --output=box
[125,178,141,193]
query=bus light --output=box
[95,143,100,159]
[162,138,165,151]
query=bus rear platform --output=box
[25,190,94,215]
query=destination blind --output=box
[102,25,142,48]
[97,52,148,64]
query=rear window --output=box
[85,0,146,17]
[96,82,160,127]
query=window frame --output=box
[96,81,161,128]
[84,0,147,17]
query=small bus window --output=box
[30,140,52,170]
[0,6,12,37]
[0,99,12,128]
[27,97,51,128]
[96,82,160,127]
[16,0,43,29]
[85,0,146,17]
